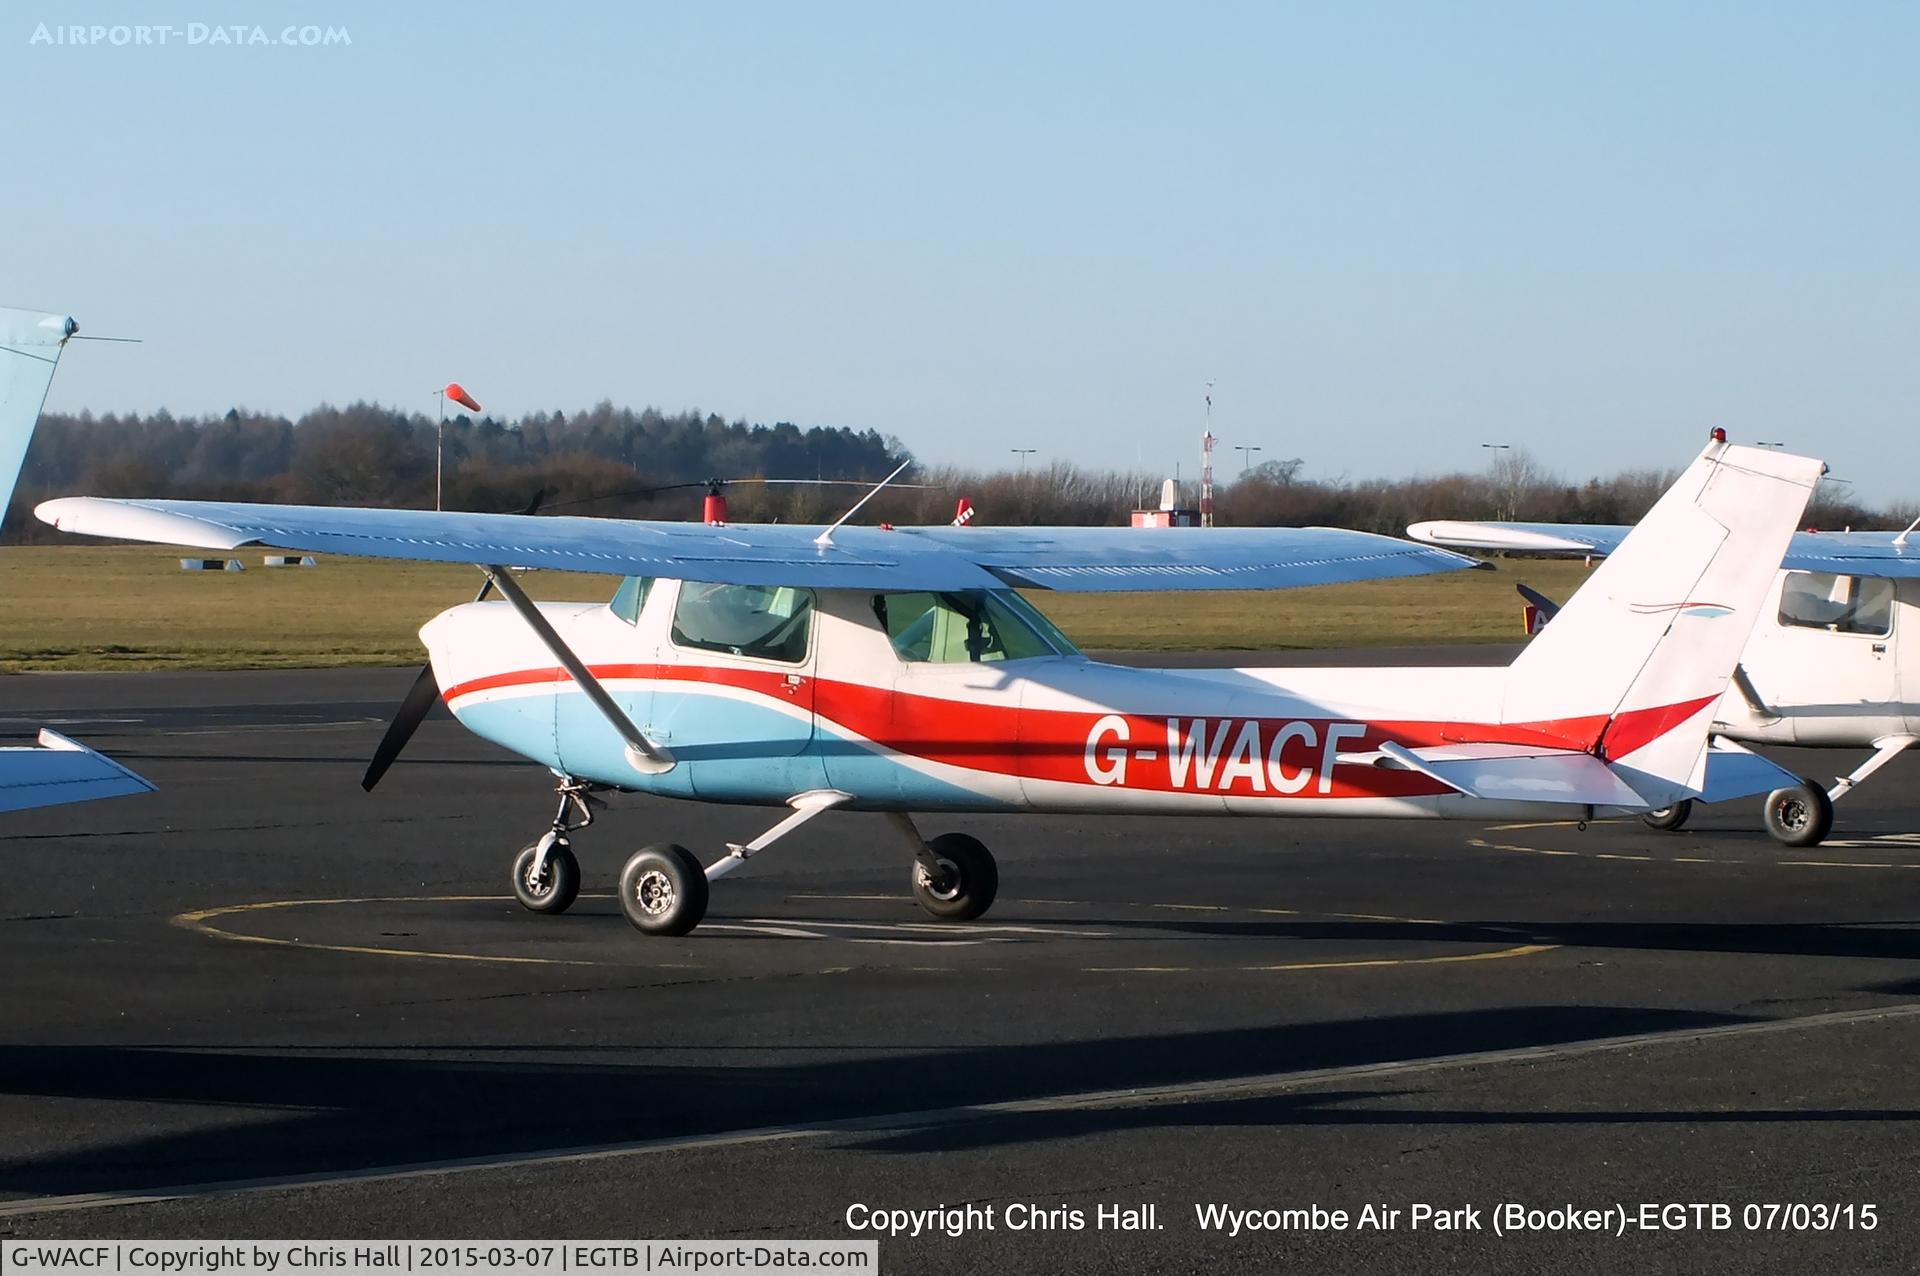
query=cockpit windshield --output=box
[872,589,1077,663]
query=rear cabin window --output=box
[1777,571,1893,637]
[608,576,653,625]
[671,583,814,663]
[873,590,1073,663]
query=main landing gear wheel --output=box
[1641,800,1693,832]
[912,832,999,922]
[619,843,709,937]
[1763,780,1834,848]
[511,840,580,914]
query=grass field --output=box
[0,545,1599,672]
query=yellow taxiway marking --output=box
[177,893,1545,975]
[173,894,692,969]
[1471,837,1920,872]
[1086,942,1557,975]
[1782,860,1920,870]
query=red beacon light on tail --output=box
[1710,427,1728,443]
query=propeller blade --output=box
[363,488,541,793]
[361,662,442,792]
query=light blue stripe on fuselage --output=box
[452,684,999,810]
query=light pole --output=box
[1235,444,1262,472]
[1011,448,1036,473]
[1481,442,1516,522]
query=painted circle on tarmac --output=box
[172,891,1556,977]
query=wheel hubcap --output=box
[1778,799,1809,832]
[635,868,674,916]
[522,859,551,897]
[916,857,963,902]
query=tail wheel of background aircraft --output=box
[1763,780,1834,848]
[1641,800,1693,832]
[911,832,999,922]
[511,839,581,914]
[618,843,709,937]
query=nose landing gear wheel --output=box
[911,832,999,921]
[511,840,581,914]
[1641,800,1693,832]
[618,843,709,936]
[1763,780,1834,848]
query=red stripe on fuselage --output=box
[440,664,1709,798]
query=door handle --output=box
[1874,643,1888,654]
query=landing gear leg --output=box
[890,813,999,922]
[1827,736,1919,806]
[511,780,599,915]
[616,789,852,937]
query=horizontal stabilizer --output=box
[1371,741,1651,808]
[0,729,154,814]
[1696,738,1802,805]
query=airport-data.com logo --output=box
[29,21,351,48]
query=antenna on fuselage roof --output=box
[813,459,915,548]
[1893,513,1920,549]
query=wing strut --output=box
[482,565,676,775]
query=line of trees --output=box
[5,402,1905,540]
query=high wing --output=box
[0,306,153,812]
[1407,519,1920,580]
[38,497,1479,592]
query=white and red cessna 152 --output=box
[41,439,1818,936]
[1412,491,1920,847]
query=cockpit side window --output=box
[609,576,653,625]
[1777,571,1893,637]
[872,589,1076,663]
[671,583,814,663]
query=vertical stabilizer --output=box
[0,304,152,810]
[1501,440,1822,806]
[0,307,76,523]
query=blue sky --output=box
[8,2,1917,502]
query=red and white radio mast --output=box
[1200,382,1217,529]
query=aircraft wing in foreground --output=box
[0,730,154,813]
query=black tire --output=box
[1763,781,1834,848]
[911,832,999,922]
[618,843,709,936]
[1641,800,1693,832]
[511,840,580,914]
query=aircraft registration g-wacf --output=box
[41,440,1819,936]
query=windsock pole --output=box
[438,383,482,511]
